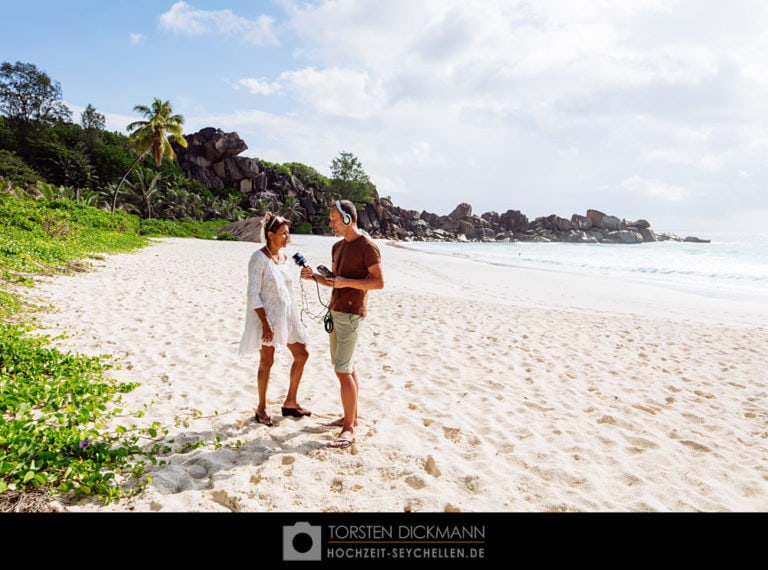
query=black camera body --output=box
[317,264,335,278]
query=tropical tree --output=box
[282,161,329,187]
[49,141,97,195]
[328,151,376,210]
[122,167,162,219]
[80,104,105,131]
[0,61,72,128]
[212,194,247,222]
[157,185,203,220]
[32,180,70,200]
[249,196,270,217]
[77,188,110,209]
[0,148,42,190]
[278,195,304,223]
[111,98,187,212]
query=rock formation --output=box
[175,127,708,244]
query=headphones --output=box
[336,200,351,226]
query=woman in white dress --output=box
[239,212,311,426]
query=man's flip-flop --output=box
[281,406,312,418]
[329,435,355,449]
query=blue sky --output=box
[2,0,767,233]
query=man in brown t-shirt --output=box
[300,199,384,448]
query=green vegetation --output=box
[0,195,144,282]
[0,61,72,126]
[0,323,147,502]
[0,191,230,509]
[112,98,187,212]
[328,150,377,211]
[0,61,249,223]
[281,162,330,187]
[1,60,379,235]
[0,149,42,190]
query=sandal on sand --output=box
[328,433,355,449]
[254,411,273,426]
[281,406,312,418]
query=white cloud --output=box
[640,148,724,172]
[278,67,386,118]
[619,175,691,202]
[129,32,145,45]
[236,78,282,96]
[159,1,279,46]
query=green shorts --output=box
[329,310,364,373]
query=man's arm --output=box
[300,265,334,287]
[332,263,384,291]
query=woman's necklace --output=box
[265,244,279,264]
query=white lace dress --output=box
[238,249,308,355]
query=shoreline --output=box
[21,235,768,512]
[385,237,767,327]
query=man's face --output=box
[329,208,346,235]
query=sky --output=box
[2,0,768,234]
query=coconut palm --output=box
[249,197,270,217]
[111,98,187,212]
[278,195,305,223]
[122,167,162,219]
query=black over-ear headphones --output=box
[336,200,351,225]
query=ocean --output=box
[396,232,768,305]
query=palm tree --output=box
[123,167,162,219]
[278,195,305,223]
[249,197,271,217]
[111,98,187,212]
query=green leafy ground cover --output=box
[0,194,229,510]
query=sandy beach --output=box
[21,235,768,513]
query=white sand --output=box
[23,235,768,512]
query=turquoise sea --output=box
[397,232,768,304]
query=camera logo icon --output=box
[283,522,322,561]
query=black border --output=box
[2,511,759,565]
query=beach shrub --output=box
[0,323,156,503]
[0,150,43,191]
[216,231,237,241]
[0,195,146,276]
[0,290,19,321]
[282,161,329,187]
[294,221,313,235]
[139,217,228,239]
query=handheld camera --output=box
[316,264,335,278]
[292,252,335,278]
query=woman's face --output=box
[271,224,291,250]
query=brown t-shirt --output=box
[330,234,382,317]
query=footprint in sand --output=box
[679,439,711,453]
